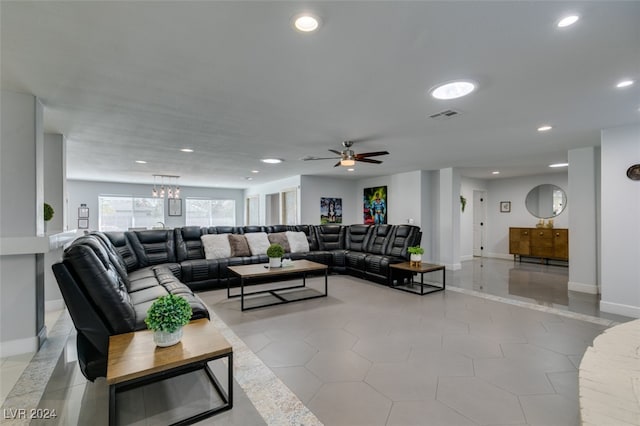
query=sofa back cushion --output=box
[294,225,319,251]
[175,226,205,261]
[244,232,271,255]
[228,234,251,257]
[91,232,130,286]
[346,225,372,252]
[63,235,136,334]
[206,226,243,235]
[316,225,345,251]
[366,224,393,255]
[201,234,231,259]
[103,231,139,272]
[386,225,421,258]
[268,232,291,253]
[127,230,176,267]
[286,231,310,253]
[242,225,265,234]
[266,225,288,233]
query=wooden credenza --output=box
[509,227,568,262]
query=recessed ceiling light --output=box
[251,170,260,174]
[557,15,579,28]
[492,171,500,175]
[292,13,320,32]
[616,79,635,88]
[549,163,569,168]
[135,160,147,164]
[537,125,553,132]
[430,80,476,100]
[180,148,194,153]
[261,158,283,164]
[347,168,355,172]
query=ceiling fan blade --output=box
[304,156,341,161]
[333,161,342,167]
[356,158,383,164]
[355,151,390,158]
[328,149,342,155]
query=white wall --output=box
[600,124,640,318]
[244,175,301,225]
[67,180,245,230]
[357,170,423,226]
[483,173,569,258]
[300,176,358,225]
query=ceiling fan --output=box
[304,141,390,167]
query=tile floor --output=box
[0,258,633,425]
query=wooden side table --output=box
[107,319,233,426]
[389,261,446,295]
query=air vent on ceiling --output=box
[428,109,460,120]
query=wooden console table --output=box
[107,319,233,426]
[509,227,569,263]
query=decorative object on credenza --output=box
[152,174,181,199]
[145,294,192,347]
[460,195,467,212]
[545,219,554,228]
[168,198,182,216]
[364,185,387,224]
[536,219,545,228]
[408,246,424,267]
[627,164,640,181]
[266,243,285,268]
[500,201,511,213]
[320,197,343,224]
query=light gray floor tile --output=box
[306,350,372,382]
[386,400,478,426]
[500,342,576,372]
[437,377,526,425]
[442,334,504,359]
[519,393,580,426]
[365,363,438,401]
[407,347,474,377]
[352,336,412,363]
[546,370,579,401]
[304,328,357,351]
[474,357,555,395]
[270,366,322,404]
[238,332,271,353]
[256,339,317,367]
[307,382,391,426]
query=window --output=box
[185,199,236,227]
[98,196,164,231]
[246,196,260,225]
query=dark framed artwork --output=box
[168,198,182,216]
[320,197,342,224]
[363,186,387,224]
[500,201,511,213]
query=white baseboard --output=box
[0,336,38,357]
[568,281,599,294]
[45,299,65,312]
[460,255,474,262]
[484,252,514,261]
[599,301,640,319]
[444,263,462,271]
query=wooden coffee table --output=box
[106,318,233,426]
[389,261,446,295]
[227,259,328,311]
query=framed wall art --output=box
[168,198,182,216]
[320,197,342,224]
[363,186,387,224]
[500,201,511,213]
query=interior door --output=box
[473,190,487,257]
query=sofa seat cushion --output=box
[180,259,220,283]
[127,267,159,292]
[345,251,367,272]
[364,254,404,277]
[129,286,168,305]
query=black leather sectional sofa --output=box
[53,223,420,380]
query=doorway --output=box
[265,193,280,225]
[473,190,487,257]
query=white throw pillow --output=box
[286,231,310,253]
[201,234,231,259]
[244,232,271,256]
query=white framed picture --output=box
[168,198,182,216]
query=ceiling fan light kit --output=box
[305,140,390,168]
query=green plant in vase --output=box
[407,246,424,266]
[145,294,192,347]
[266,243,285,268]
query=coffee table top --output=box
[390,261,445,273]
[107,318,231,385]
[227,259,327,278]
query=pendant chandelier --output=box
[152,174,180,199]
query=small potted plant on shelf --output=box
[44,203,54,233]
[266,243,285,268]
[407,246,424,267]
[145,294,192,347]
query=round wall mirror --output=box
[525,184,567,218]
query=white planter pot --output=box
[153,327,183,347]
[410,254,422,265]
[269,257,281,268]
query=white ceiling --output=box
[2,1,639,188]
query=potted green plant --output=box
[407,246,424,266]
[144,294,192,347]
[266,243,285,268]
